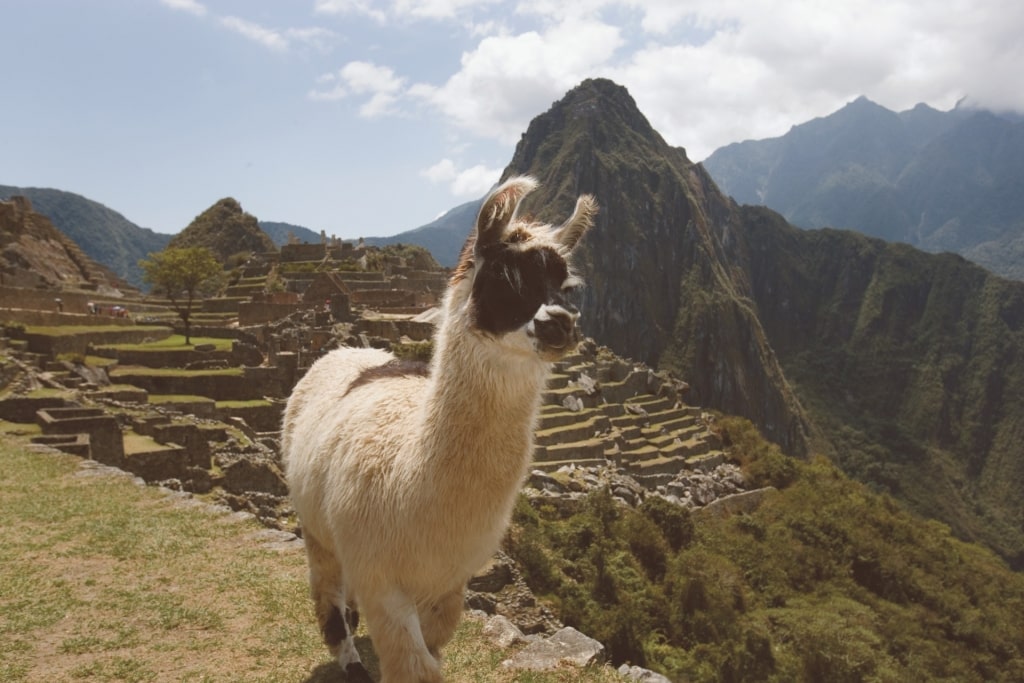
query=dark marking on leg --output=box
[346,607,360,632]
[344,662,374,683]
[323,604,347,647]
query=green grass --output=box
[23,325,171,336]
[148,394,217,404]
[215,399,272,409]
[110,367,243,377]
[0,427,623,682]
[94,335,234,352]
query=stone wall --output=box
[15,326,173,357]
[36,406,125,468]
[0,286,134,319]
[351,289,416,307]
[238,302,305,326]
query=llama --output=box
[281,176,596,682]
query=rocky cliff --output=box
[503,78,813,458]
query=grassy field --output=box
[0,426,621,683]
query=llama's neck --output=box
[419,317,549,486]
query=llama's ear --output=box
[555,194,597,252]
[475,176,538,251]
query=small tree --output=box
[139,247,223,344]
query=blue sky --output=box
[3,0,1022,240]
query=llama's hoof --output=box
[343,661,373,682]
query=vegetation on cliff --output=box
[734,206,1024,566]
[507,418,1024,682]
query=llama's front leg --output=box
[303,533,367,677]
[420,587,464,659]
[365,590,442,683]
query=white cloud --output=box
[160,0,207,17]
[284,27,337,53]
[220,16,289,51]
[598,0,1024,158]
[410,17,624,143]
[316,0,1024,161]
[422,158,502,197]
[219,17,336,53]
[309,61,406,116]
[314,0,387,22]
[315,0,500,21]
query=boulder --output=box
[501,626,605,671]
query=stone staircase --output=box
[530,345,723,487]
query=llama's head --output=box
[449,176,596,361]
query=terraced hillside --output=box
[532,343,725,488]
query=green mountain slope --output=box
[502,78,1024,566]
[365,198,482,267]
[508,420,1024,680]
[259,220,321,246]
[0,185,171,288]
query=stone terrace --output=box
[531,340,724,490]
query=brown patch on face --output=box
[506,227,534,244]
[450,232,476,285]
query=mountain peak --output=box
[168,197,277,261]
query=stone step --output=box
[609,413,644,431]
[545,373,572,390]
[652,414,699,434]
[614,443,660,464]
[535,415,611,447]
[659,437,710,459]
[542,386,600,409]
[685,451,727,472]
[534,437,606,463]
[625,394,674,414]
[600,402,625,418]
[646,406,698,425]
[610,423,643,441]
[623,454,689,477]
[537,406,604,430]
[530,457,608,473]
[551,355,584,372]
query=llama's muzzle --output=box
[529,304,580,357]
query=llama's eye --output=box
[561,275,583,292]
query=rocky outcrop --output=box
[0,196,125,290]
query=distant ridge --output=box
[260,220,321,247]
[702,97,1024,280]
[0,185,171,288]
[365,198,482,268]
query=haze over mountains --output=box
[4,79,1024,568]
[702,96,1024,280]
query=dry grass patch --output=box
[0,427,622,683]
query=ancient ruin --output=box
[0,222,763,652]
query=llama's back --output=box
[281,346,394,473]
